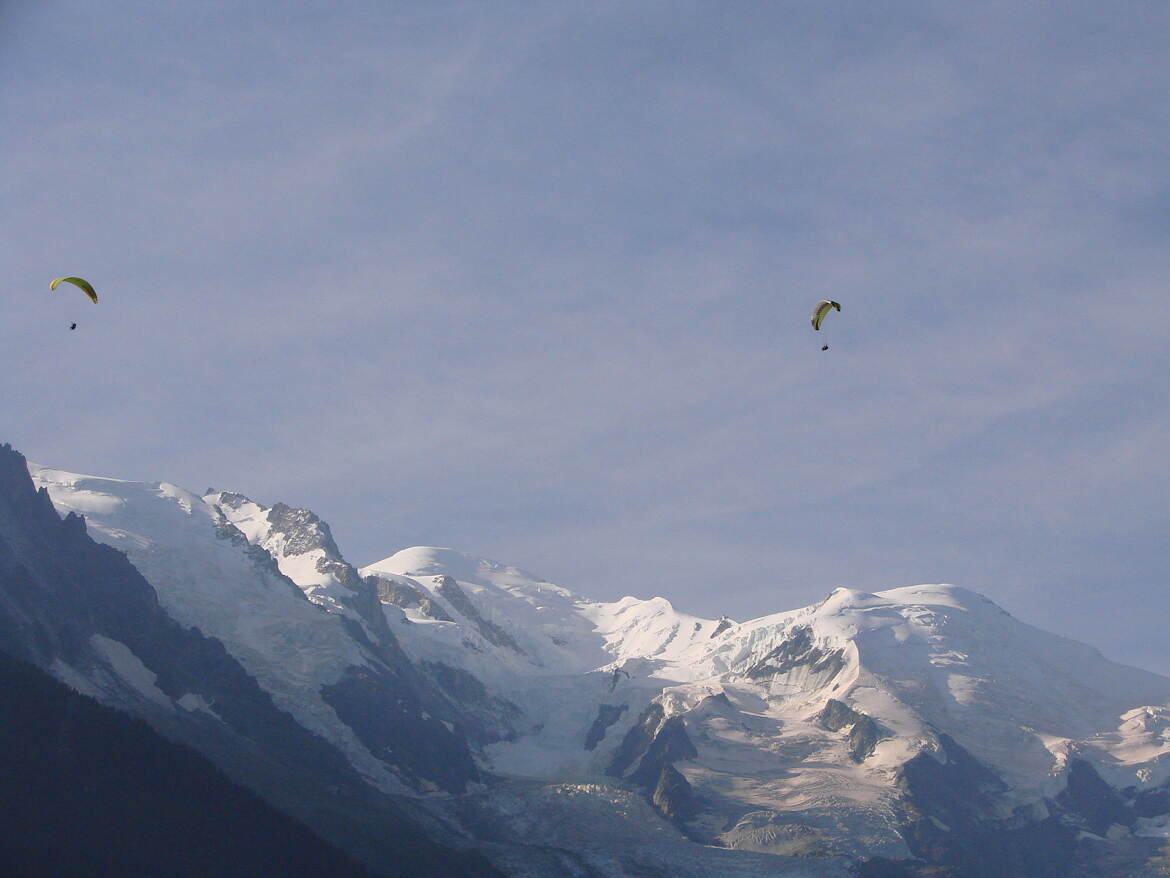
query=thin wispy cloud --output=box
[3,1,1167,672]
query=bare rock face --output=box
[710,616,734,638]
[369,575,453,621]
[419,660,522,745]
[817,698,884,761]
[265,502,344,560]
[604,701,702,826]
[320,665,479,793]
[652,764,699,824]
[585,703,628,751]
[628,716,698,790]
[433,576,525,654]
[817,697,863,732]
[848,715,883,762]
[1056,759,1135,836]
[606,703,666,778]
[744,625,846,681]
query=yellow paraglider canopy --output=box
[49,276,98,304]
[810,299,840,330]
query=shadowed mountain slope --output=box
[0,648,373,878]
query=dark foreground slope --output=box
[0,444,502,878]
[0,648,372,878]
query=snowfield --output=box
[27,465,413,793]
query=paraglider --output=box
[49,276,97,331]
[811,299,841,351]
[49,276,98,303]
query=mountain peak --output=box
[876,582,1009,613]
[364,546,546,589]
[366,546,481,580]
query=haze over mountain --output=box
[5,1,1168,681]
[2,443,1166,876]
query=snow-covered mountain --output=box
[11,451,1170,877]
[0,446,501,878]
[364,547,1170,871]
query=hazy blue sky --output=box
[3,1,1167,672]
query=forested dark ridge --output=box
[0,648,372,878]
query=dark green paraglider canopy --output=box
[49,276,98,304]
